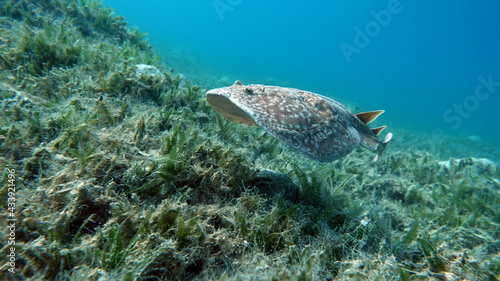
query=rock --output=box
[135,64,165,82]
[438,157,497,175]
[218,76,232,85]
[466,135,482,142]
[250,169,298,200]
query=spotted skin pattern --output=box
[206,81,389,162]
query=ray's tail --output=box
[374,132,393,161]
[355,110,392,161]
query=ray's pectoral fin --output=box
[360,134,380,151]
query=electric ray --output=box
[206,81,392,162]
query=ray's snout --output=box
[206,90,257,126]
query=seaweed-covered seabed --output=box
[0,1,499,280]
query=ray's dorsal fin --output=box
[371,125,386,136]
[356,110,385,124]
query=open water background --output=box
[103,0,500,148]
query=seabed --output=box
[0,1,499,280]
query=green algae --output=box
[1,0,500,280]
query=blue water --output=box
[103,0,500,147]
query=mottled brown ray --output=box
[206,81,392,162]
